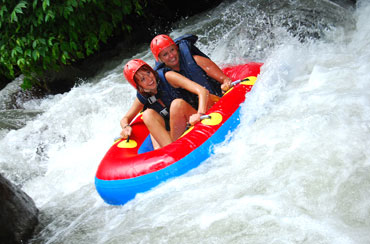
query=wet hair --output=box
[133,65,159,97]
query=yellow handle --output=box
[117,139,137,148]
[201,112,223,126]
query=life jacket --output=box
[136,75,181,121]
[155,34,223,109]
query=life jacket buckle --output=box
[160,108,169,117]
[148,95,157,104]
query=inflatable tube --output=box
[95,62,262,205]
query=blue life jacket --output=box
[136,75,181,121]
[155,34,223,109]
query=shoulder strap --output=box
[175,34,209,59]
[136,90,169,119]
[174,34,198,45]
[136,91,148,105]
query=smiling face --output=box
[134,66,157,92]
[158,45,180,70]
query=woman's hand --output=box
[189,113,202,126]
[221,77,233,92]
[119,98,144,139]
[120,124,132,139]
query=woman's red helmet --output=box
[150,34,176,61]
[123,59,154,89]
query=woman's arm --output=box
[193,55,232,91]
[120,98,144,138]
[165,71,209,115]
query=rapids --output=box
[1,0,370,243]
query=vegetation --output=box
[0,0,144,89]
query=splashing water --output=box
[1,0,369,243]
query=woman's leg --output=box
[150,134,161,150]
[142,109,172,148]
[169,99,197,141]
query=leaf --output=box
[32,50,40,61]
[60,42,70,52]
[63,6,73,19]
[70,41,77,50]
[14,1,27,13]
[25,49,32,57]
[0,5,8,19]
[39,38,46,45]
[21,77,33,90]
[42,0,50,11]
[52,44,59,59]
[15,46,23,54]
[17,58,26,66]
[61,53,67,64]
[16,38,23,47]
[10,1,27,23]
[11,49,17,58]
[48,36,55,46]
[10,11,18,22]
[32,40,38,48]
[33,0,38,9]
[45,10,55,22]
[70,0,78,8]
[76,51,84,59]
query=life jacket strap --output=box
[160,108,169,117]
[148,95,157,104]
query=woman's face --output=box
[158,45,179,68]
[134,67,157,91]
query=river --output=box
[1,0,370,243]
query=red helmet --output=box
[150,34,176,61]
[123,59,154,89]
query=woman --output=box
[120,59,215,149]
[150,34,233,99]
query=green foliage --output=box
[0,0,144,89]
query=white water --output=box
[1,0,370,243]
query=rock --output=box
[0,173,39,244]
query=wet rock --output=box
[0,173,39,244]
